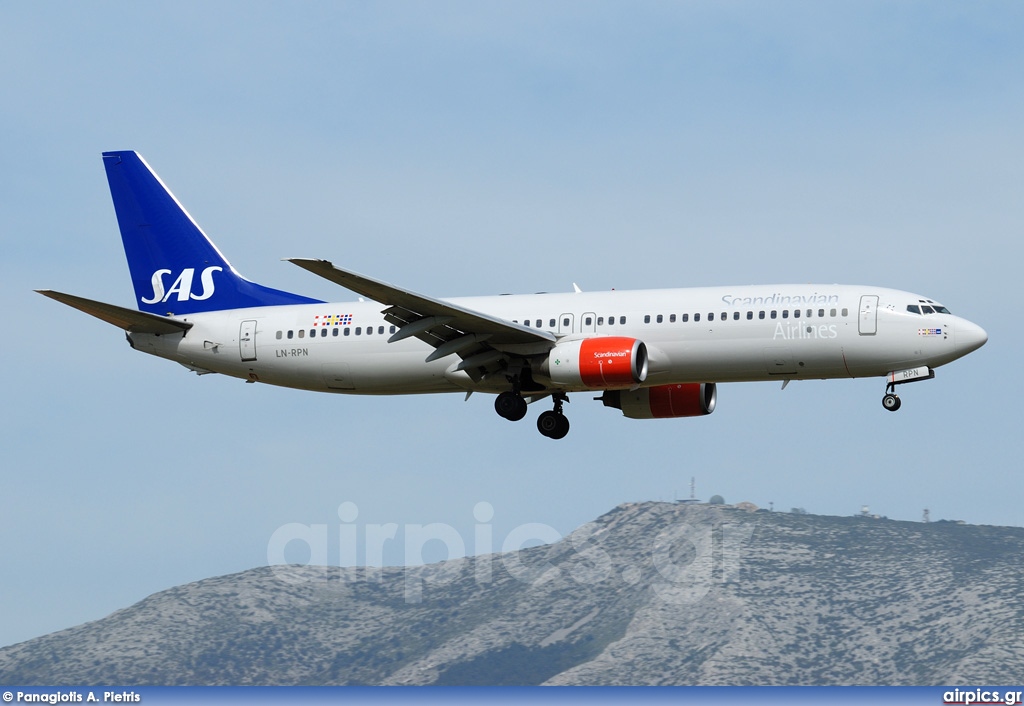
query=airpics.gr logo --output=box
[141,266,223,304]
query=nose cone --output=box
[957,319,988,354]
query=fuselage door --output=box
[240,320,257,361]
[858,295,879,336]
[558,313,575,335]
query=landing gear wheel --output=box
[882,393,902,412]
[537,410,570,439]
[495,391,528,421]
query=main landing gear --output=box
[537,394,570,440]
[494,390,528,421]
[494,388,571,439]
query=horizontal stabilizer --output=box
[36,290,193,335]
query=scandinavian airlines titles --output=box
[141,266,223,304]
[721,292,841,307]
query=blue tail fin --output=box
[103,151,322,315]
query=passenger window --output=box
[657,314,663,323]
[644,315,651,323]
[733,311,739,321]
[287,330,294,339]
[708,313,715,321]
[344,328,351,336]
[670,314,676,323]
[620,316,626,324]
[379,326,385,334]
[298,330,305,339]
[563,317,571,327]
[818,309,825,318]
[355,327,361,335]
[523,319,530,327]
[842,308,849,316]
[682,314,689,322]
[770,311,777,319]
[608,317,614,326]
[746,311,753,320]
[390,326,396,334]
[597,317,604,325]
[585,316,593,325]
[721,312,727,321]
[332,328,339,337]
[321,328,327,337]
[830,308,837,317]
[309,329,315,338]
[366,326,372,335]
[759,311,765,320]
[549,319,556,328]
[782,310,789,319]
[275,331,282,340]
[535,320,541,328]
[694,313,701,322]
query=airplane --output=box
[38,151,988,439]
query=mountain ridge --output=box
[2,502,1022,685]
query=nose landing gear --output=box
[882,387,902,412]
[881,366,935,412]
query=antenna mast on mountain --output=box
[677,476,700,504]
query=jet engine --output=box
[539,336,648,389]
[601,383,717,419]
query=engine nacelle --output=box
[601,383,717,419]
[540,336,648,390]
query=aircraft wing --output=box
[287,258,555,379]
[37,290,193,335]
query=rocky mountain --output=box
[2,502,1023,685]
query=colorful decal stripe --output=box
[314,314,353,327]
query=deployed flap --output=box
[287,258,555,381]
[287,258,554,346]
[37,290,193,335]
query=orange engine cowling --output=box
[601,383,717,419]
[541,337,648,389]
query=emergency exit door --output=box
[240,320,257,361]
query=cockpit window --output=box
[909,303,952,315]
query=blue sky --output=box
[2,2,1022,649]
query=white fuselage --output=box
[128,284,985,396]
